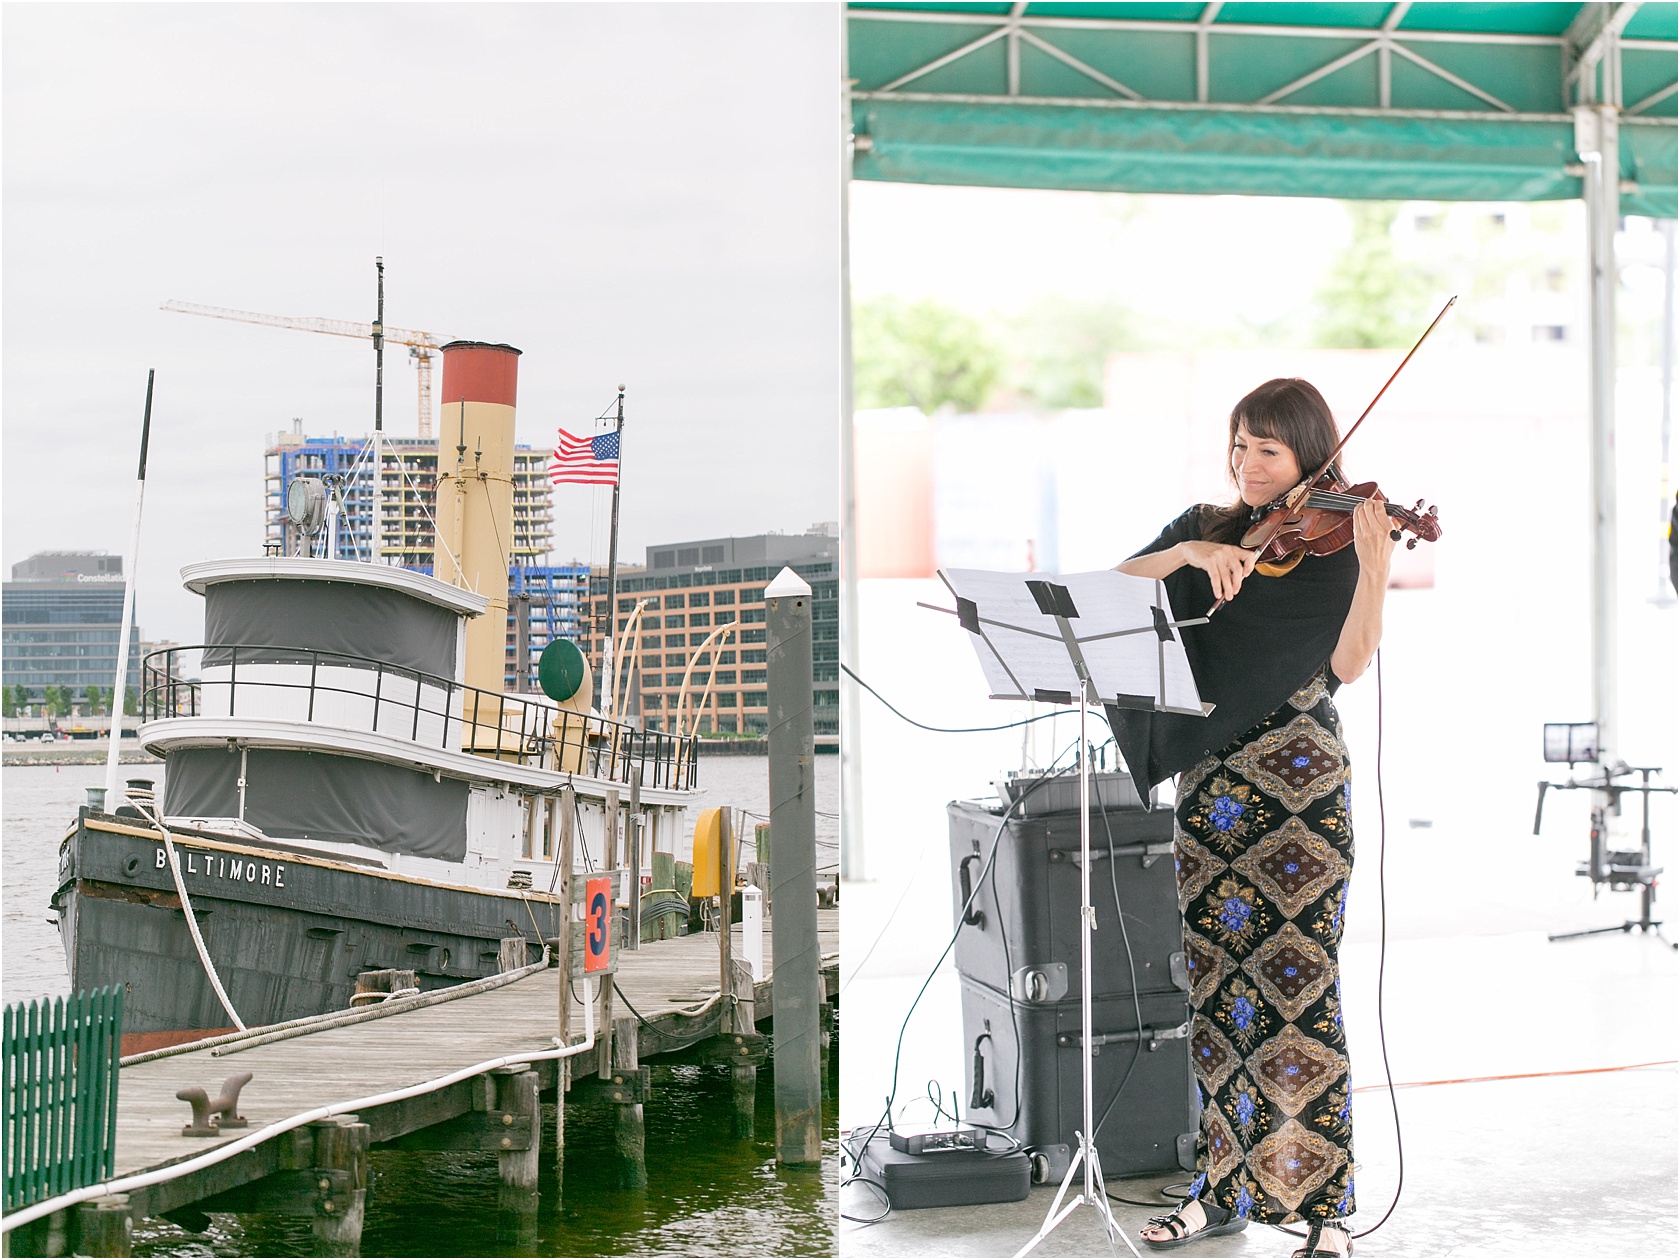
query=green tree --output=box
[1312,202,1433,349]
[43,686,70,718]
[124,686,139,717]
[85,684,104,715]
[853,296,1001,414]
[1002,297,1142,409]
[1,685,17,718]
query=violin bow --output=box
[1286,294,1457,509]
[1208,295,1457,619]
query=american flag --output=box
[549,427,620,486]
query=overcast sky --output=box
[2,2,841,643]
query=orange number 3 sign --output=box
[583,876,611,973]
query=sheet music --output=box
[940,568,1207,716]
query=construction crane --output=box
[160,300,456,438]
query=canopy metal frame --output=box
[851,2,1677,118]
[837,3,1678,881]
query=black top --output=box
[1106,505,1360,798]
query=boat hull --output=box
[54,811,556,1051]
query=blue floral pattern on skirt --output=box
[1172,669,1356,1224]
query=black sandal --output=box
[1292,1220,1353,1257]
[1139,1197,1249,1250]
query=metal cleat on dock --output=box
[176,1072,253,1135]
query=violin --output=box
[1210,295,1455,610]
[1242,471,1443,578]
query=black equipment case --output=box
[948,792,1197,1179]
[856,1130,1032,1210]
[947,795,1183,1001]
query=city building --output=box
[263,425,553,565]
[2,552,144,706]
[589,527,840,737]
[263,426,574,691]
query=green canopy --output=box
[847,2,1678,216]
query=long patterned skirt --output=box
[1173,669,1356,1225]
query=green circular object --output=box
[537,638,588,703]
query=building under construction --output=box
[262,427,585,692]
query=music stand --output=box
[932,568,1209,1259]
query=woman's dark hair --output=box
[1201,377,1342,544]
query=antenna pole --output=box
[602,387,625,715]
[372,257,386,565]
[104,370,154,806]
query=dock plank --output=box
[111,909,838,1186]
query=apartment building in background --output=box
[590,528,840,738]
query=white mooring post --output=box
[765,565,821,1166]
[741,885,764,982]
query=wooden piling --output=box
[729,957,757,1140]
[609,1015,646,1189]
[766,568,823,1166]
[72,1196,133,1258]
[556,784,576,1043]
[717,807,735,1001]
[627,767,642,950]
[598,788,620,1080]
[819,973,833,1101]
[310,1116,369,1257]
[493,1066,540,1251]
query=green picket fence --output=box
[2,988,123,1213]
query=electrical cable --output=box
[839,748,1083,1216]
[613,978,655,1030]
[1271,649,1403,1247]
[844,663,1071,734]
[1089,765,1148,1141]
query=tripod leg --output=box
[1013,1144,1086,1259]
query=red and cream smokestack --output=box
[435,341,521,705]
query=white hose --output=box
[128,791,246,1032]
[0,979,598,1235]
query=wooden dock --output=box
[7,912,838,1257]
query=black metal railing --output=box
[142,645,698,791]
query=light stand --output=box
[932,570,1209,1260]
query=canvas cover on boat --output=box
[201,579,459,680]
[164,747,470,861]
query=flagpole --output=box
[104,370,154,807]
[601,386,625,715]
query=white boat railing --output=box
[142,645,699,791]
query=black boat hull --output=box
[54,810,556,1052]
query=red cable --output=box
[1351,1059,1677,1093]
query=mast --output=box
[373,257,385,565]
[104,371,154,805]
[602,386,625,715]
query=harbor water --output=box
[1,756,840,1256]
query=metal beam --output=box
[1196,2,1223,104]
[1018,28,1142,101]
[839,17,863,885]
[851,87,1597,125]
[850,8,1670,51]
[1576,101,1621,763]
[1256,39,1381,107]
[1390,41,1517,112]
[1626,80,1679,116]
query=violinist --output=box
[1112,377,1396,1259]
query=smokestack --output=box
[436,341,521,709]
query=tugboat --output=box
[52,341,697,1053]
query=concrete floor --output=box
[842,1051,1677,1257]
[841,849,1680,1258]
[840,578,1678,1258]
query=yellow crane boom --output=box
[160,299,456,438]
